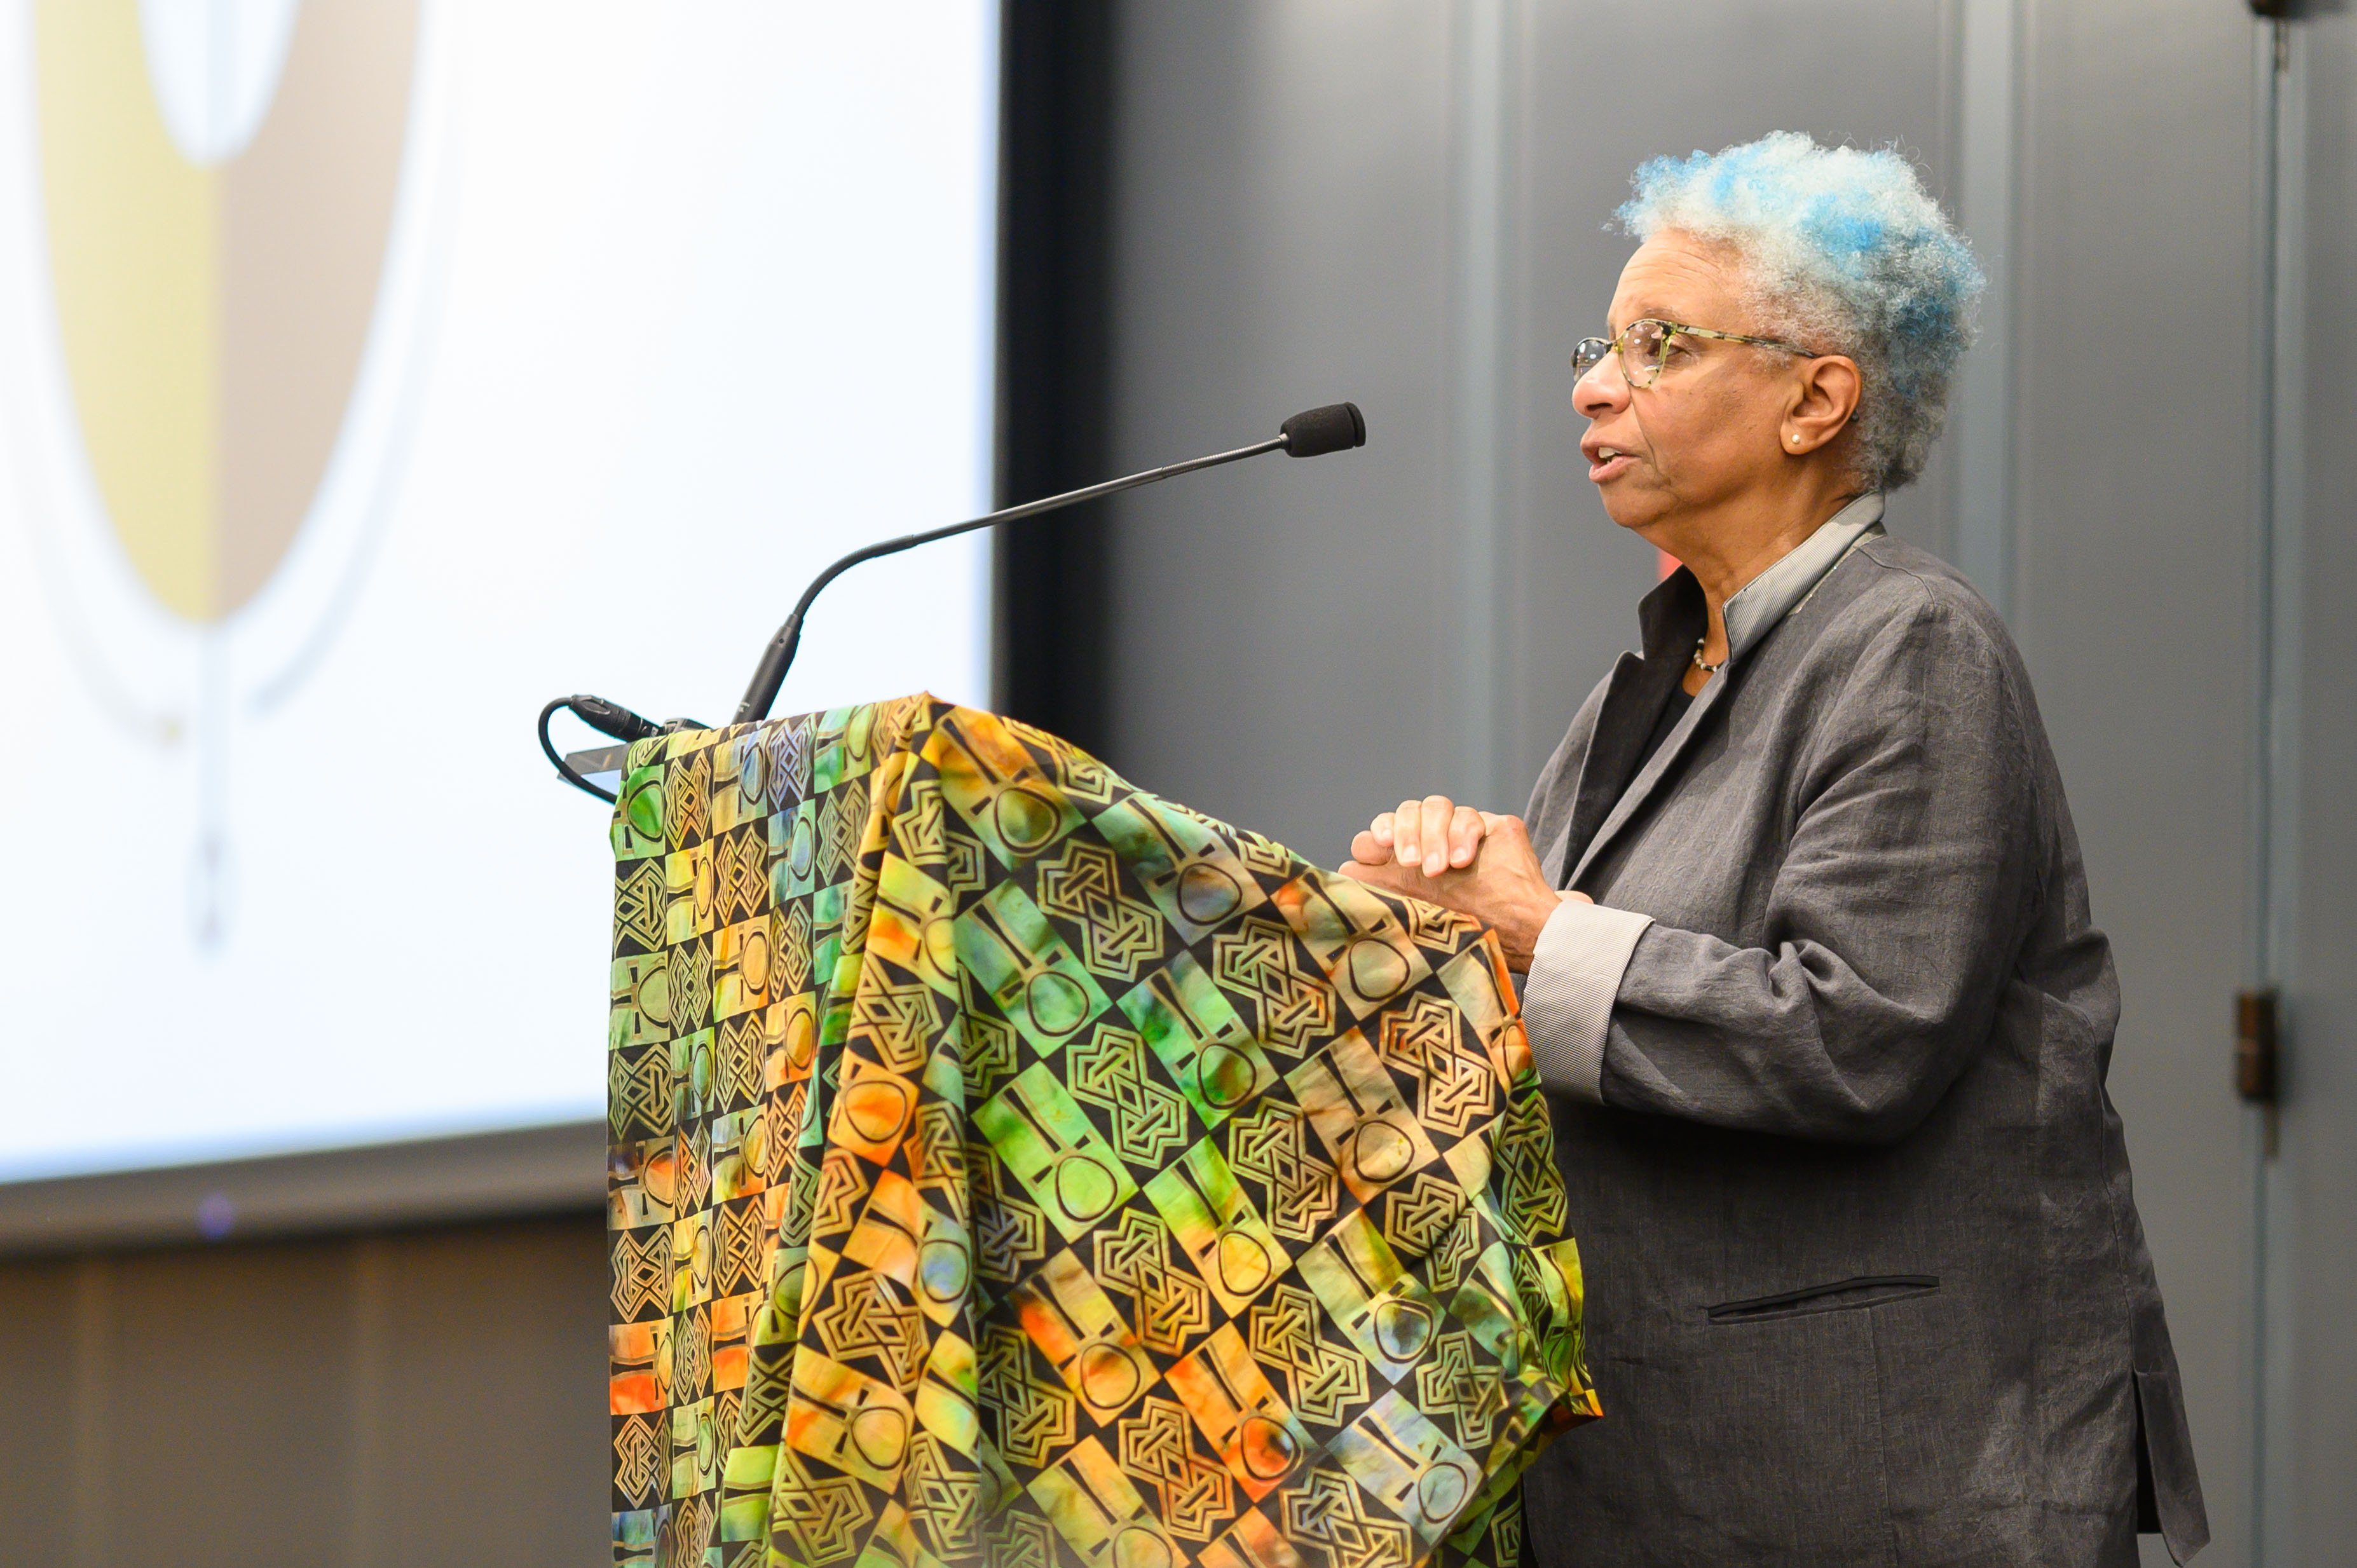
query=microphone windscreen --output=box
[1280,402,1367,458]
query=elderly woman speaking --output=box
[1344,135,2207,1565]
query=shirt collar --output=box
[1719,492,1885,662]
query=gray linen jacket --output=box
[1516,529,2208,1566]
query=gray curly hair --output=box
[1617,132,1985,491]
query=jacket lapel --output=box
[1546,571,1702,887]
[1566,664,1735,890]
[1556,511,1885,889]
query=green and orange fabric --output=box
[605,696,1599,1568]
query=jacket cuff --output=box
[1522,899,1653,1101]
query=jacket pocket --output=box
[1705,1274,1939,1325]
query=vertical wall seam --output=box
[1449,0,1512,810]
[347,1236,390,1568]
[68,1256,107,1568]
[2253,17,2305,1564]
[1932,0,1960,219]
[2245,22,2275,1561]
[2004,0,2038,643]
[1953,0,2019,623]
[1500,0,1536,804]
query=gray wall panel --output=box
[2012,6,2262,1561]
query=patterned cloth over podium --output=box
[605,696,1600,1568]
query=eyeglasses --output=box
[1571,318,1822,390]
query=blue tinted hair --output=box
[1618,132,1984,489]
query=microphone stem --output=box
[734,433,1286,724]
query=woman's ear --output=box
[1782,355,1862,454]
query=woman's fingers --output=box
[1419,796,1455,876]
[1447,805,1487,868]
[1365,799,1505,875]
[1392,799,1426,868]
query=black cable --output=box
[538,699,620,803]
[540,694,693,803]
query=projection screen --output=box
[0,3,1001,1188]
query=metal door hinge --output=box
[2236,988,2281,1105]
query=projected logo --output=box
[24,0,434,943]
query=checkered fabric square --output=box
[606,696,1600,1568]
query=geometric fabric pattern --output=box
[607,696,1600,1568]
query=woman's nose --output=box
[1573,353,1629,419]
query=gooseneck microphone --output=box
[733,401,1365,727]
[540,402,1364,801]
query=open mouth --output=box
[1587,445,1636,482]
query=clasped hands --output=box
[1337,795,1589,972]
